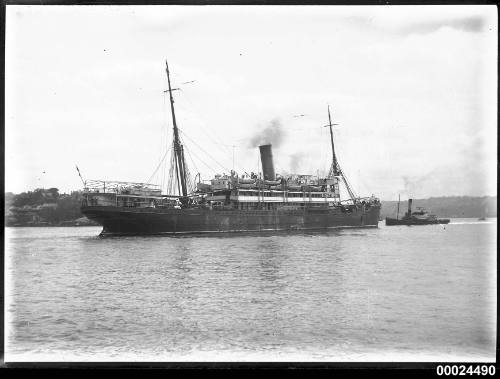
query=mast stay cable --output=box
[324,105,358,202]
[178,128,231,173]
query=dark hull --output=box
[385,217,450,226]
[81,205,381,236]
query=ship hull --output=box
[81,205,381,236]
[385,217,450,226]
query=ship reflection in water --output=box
[5,220,496,361]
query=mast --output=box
[397,194,400,220]
[327,105,339,176]
[165,60,188,199]
[326,105,357,201]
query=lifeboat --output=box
[263,180,281,186]
[238,183,257,189]
[302,185,322,192]
[196,183,212,192]
[239,178,256,184]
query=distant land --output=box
[4,188,98,227]
[380,196,497,219]
[3,188,497,227]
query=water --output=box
[5,219,496,362]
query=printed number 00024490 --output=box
[436,365,496,376]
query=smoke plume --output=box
[249,118,285,148]
[289,152,306,173]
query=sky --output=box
[5,5,497,200]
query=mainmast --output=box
[326,105,357,201]
[327,105,339,176]
[165,60,188,200]
[397,194,401,220]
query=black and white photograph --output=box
[4,3,497,367]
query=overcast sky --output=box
[5,5,497,200]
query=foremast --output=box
[325,105,357,202]
[165,60,189,202]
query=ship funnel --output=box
[259,144,276,181]
[408,198,413,216]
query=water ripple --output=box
[4,221,496,361]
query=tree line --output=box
[5,188,96,226]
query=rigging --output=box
[324,105,357,202]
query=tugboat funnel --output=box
[259,144,276,181]
[408,198,413,216]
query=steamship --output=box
[385,198,450,226]
[80,61,381,236]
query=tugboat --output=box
[80,60,381,235]
[385,197,450,226]
[478,207,488,221]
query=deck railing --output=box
[84,179,161,195]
